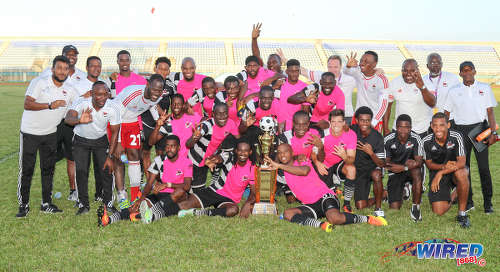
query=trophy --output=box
[253,116,278,215]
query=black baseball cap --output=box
[62,45,79,55]
[459,61,475,72]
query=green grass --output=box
[1,85,499,271]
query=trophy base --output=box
[252,203,277,215]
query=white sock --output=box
[128,161,141,188]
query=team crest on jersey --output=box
[443,82,448,87]
[431,145,438,151]
[397,89,402,93]
[242,175,249,182]
[372,84,377,89]
[102,111,108,117]
[391,143,397,149]
[389,94,395,100]
[479,90,484,96]
[447,141,455,149]
[62,90,67,95]
[406,142,414,149]
[328,100,333,106]
[224,131,229,136]
[176,170,183,176]
[185,121,192,128]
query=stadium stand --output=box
[405,44,500,74]
[233,41,323,71]
[98,41,160,73]
[165,41,226,75]
[322,43,406,72]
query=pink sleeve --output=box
[345,130,357,150]
[185,162,193,178]
[230,122,240,135]
[334,86,345,110]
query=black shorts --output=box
[316,161,345,189]
[57,121,74,161]
[428,171,454,203]
[145,192,172,205]
[192,187,234,209]
[298,193,340,219]
[354,167,378,201]
[387,171,412,203]
[142,125,166,152]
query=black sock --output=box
[208,207,227,217]
[344,178,355,203]
[342,213,368,225]
[290,214,322,228]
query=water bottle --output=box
[54,192,62,199]
[120,153,128,164]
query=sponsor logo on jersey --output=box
[406,142,414,149]
[447,141,455,149]
[176,170,183,176]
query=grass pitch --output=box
[0,85,499,271]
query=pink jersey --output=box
[116,85,161,123]
[254,100,279,124]
[282,129,320,158]
[168,113,202,157]
[310,86,345,122]
[278,79,308,130]
[323,129,357,167]
[224,99,239,124]
[216,160,255,203]
[177,73,206,105]
[202,119,239,165]
[284,161,334,204]
[116,72,147,95]
[202,96,216,117]
[160,156,193,193]
[247,67,275,95]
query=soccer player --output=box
[351,106,386,217]
[187,77,217,118]
[313,109,357,213]
[443,61,497,214]
[177,140,256,218]
[214,76,246,123]
[17,55,79,217]
[384,114,424,221]
[276,59,308,131]
[141,57,175,180]
[422,113,471,228]
[344,52,389,131]
[175,57,207,103]
[236,55,282,96]
[277,53,356,124]
[64,81,121,215]
[371,59,436,137]
[149,94,202,158]
[111,50,147,96]
[251,22,284,74]
[98,135,192,226]
[112,74,164,206]
[187,103,240,193]
[265,143,387,232]
[422,53,460,124]
[287,72,345,129]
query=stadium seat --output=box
[165,41,226,76]
[98,41,160,73]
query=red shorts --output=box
[120,121,141,149]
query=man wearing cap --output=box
[443,61,497,214]
[41,45,86,85]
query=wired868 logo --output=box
[380,238,486,267]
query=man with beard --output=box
[112,75,164,207]
[371,59,436,137]
[287,72,345,130]
[251,23,284,74]
[236,55,282,96]
[344,51,389,131]
[98,135,192,226]
[16,55,79,217]
[186,103,240,193]
[278,53,356,125]
[111,50,147,96]
[214,76,247,124]
[65,81,121,215]
[422,53,460,125]
[40,45,86,85]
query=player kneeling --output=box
[177,140,256,218]
[265,143,387,232]
[97,135,192,226]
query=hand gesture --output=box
[307,134,323,149]
[414,68,425,89]
[51,100,67,109]
[296,154,308,163]
[314,160,329,176]
[276,48,288,64]
[79,107,93,124]
[332,144,347,160]
[272,78,284,90]
[252,23,262,39]
[345,52,358,68]
[156,110,170,127]
[110,72,118,81]
[357,141,374,155]
[192,123,202,141]
[205,155,218,172]
[305,90,318,104]
[245,111,256,127]
[263,155,280,170]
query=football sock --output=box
[343,213,368,225]
[128,161,141,201]
[344,178,355,203]
[151,202,166,222]
[290,214,322,228]
[194,208,228,217]
[458,210,466,216]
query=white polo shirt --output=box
[74,76,112,96]
[307,69,356,117]
[40,67,86,86]
[372,76,434,134]
[71,98,121,139]
[422,72,460,116]
[21,75,79,135]
[343,66,389,116]
[443,81,497,125]
[115,85,162,123]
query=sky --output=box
[0,0,498,42]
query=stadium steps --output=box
[89,41,101,57]
[314,41,328,66]
[397,43,412,59]
[0,41,9,58]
